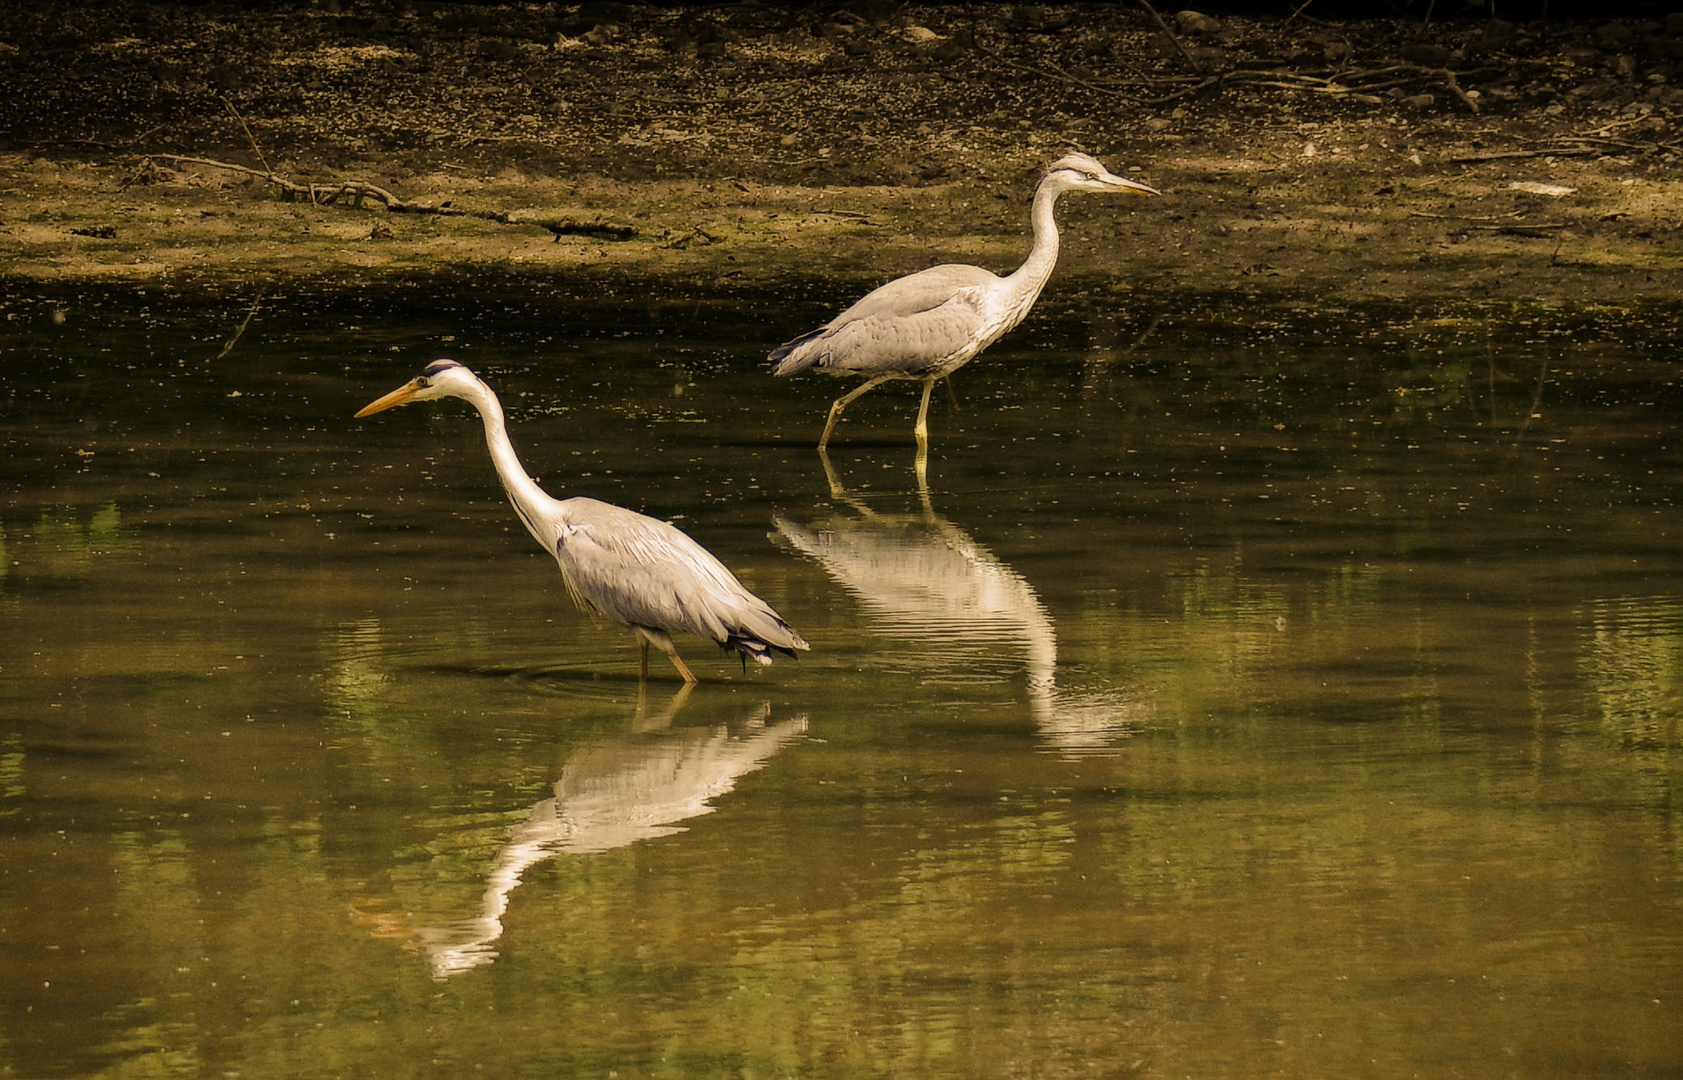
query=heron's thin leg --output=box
[819,374,894,450]
[667,651,699,685]
[913,377,937,449]
[914,443,929,493]
[637,627,697,684]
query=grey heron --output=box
[355,359,809,683]
[770,152,1160,450]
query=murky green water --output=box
[3,276,1681,1078]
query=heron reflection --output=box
[776,454,1140,755]
[412,695,806,979]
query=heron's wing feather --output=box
[552,499,806,652]
[772,265,1002,377]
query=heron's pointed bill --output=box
[355,380,421,418]
[1109,175,1162,198]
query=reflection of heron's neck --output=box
[1002,178,1067,322]
[457,379,556,549]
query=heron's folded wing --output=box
[552,499,799,650]
[791,266,1001,376]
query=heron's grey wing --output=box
[772,265,1002,377]
[553,499,805,652]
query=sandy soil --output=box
[1,3,1679,305]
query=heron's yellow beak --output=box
[1113,176,1162,197]
[355,380,420,418]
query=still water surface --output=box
[2,277,1681,1077]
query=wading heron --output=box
[770,153,1160,451]
[355,359,809,683]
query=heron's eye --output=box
[1085,172,1100,181]
[416,377,430,388]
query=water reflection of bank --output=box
[0,501,140,588]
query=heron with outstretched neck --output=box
[355,360,808,683]
[770,152,1160,451]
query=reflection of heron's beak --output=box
[355,380,421,418]
[1109,176,1162,198]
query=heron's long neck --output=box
[1001,179,1066,322]
[460,381,556,549]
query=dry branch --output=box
[1441,70,1479,114]
[215,292,264,360]
[1450,147,1604,163]
[1136,0,1204,75]
[147,155,637,241]
[1450,133,1682,163]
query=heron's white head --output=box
[1041,153,1161,198]
[355,358,483,417]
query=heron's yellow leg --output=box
[914,377,937,448]
[636,629,697,684]
[668,651,699,685]
[819,374,895,450]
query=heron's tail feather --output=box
[769,329,827,377]
[720,620,810,666]
[719,636,803,665]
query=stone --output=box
[1176,10,1221,35]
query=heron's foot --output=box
[669,652,700,685]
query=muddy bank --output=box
[1,3,1679,305]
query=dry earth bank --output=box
[1,3,1679,306]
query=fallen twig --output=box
[987,51,1153,98]
[1136,0,1203,75]
[1140,75,1226,106]
[1578,113,1658,138]
[543,222,637,242]
[1283,0,1318,28]
[1248,79,1358,95]
[215,292,264,360]
[1441,69,1479,114]
[148,154,638,240]
[1126,313,1163,354]
[1449,133,1681,163]
[1476,223,1569,236]
[222,98,274,176]
[1450,143,1607,163]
